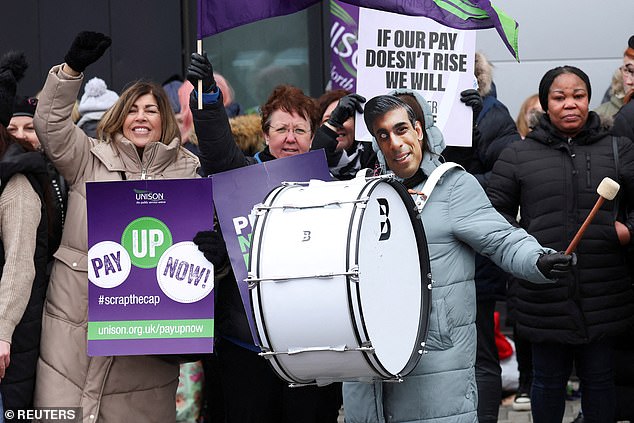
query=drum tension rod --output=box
[246,267,360,288]
[253,197,370,212]
[258,344,375,357]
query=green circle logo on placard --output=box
[121,217,173,268]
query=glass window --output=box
[202,4,324,114]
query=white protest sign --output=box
[355,7,476,147]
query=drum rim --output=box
[347,178,432,379]
[248,184,300,384]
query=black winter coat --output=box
[193,94,257,345]
[487,112,634,344]
[0,143,49,409]
[612,100,634,142]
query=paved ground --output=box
[498,395,582,423]
[337,397,583,423]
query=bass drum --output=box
[248,176,431,385]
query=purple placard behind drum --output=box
[211,150,332,344]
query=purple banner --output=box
[197,0,519,60]
[86,178,215,356]
[340,0,519,60]
[198,0,320,39]
[211,151,331,344]
[329,0,359,92]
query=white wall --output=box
[475,0,634,120]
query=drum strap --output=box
[412,162,464,213]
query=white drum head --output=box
[355,180,424,375]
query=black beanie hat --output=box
[538,65,591,112]
[12,95,37,118]
[0,51,28,127]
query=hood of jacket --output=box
[526,110,609,147]
[371,90,445,180]
[0,143,48,189]
[90,134,199,178]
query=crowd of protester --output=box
[1,28,633,423]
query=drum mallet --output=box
[565,177,620,255]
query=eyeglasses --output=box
[620,65,634,78]
[270,125,310,137]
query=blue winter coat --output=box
[342,93,553,423]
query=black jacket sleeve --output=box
[474,101,521,187]
[311,124,343,168]
[192,93,250,176]
[485,144,521,226]
[616,136,634,233]
[612,101,634,143]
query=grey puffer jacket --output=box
[342,93,553,423]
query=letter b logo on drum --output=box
[377,198,391,241]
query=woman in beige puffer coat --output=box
[33,32,201,422]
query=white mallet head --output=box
[597,177,620,201]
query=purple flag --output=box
[197,0,519,60]
[197,0,320,39]
[340,0,519,60]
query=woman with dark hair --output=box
[188,53,342,423]
[488,65,634,423]
[32,32,201,422]
[0,51,51,415]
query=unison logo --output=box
[134,189,165,201]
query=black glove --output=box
[536,251,577,279]
[193,229,228,267]
[327,93,366,128]
[460,89,483,123]
[186,53,216,93]
[64,31,111,73]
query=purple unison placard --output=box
[86,178,214,356]
[211,150,331,345]
[329,0,359,92]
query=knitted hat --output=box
[538,65,591,112]
[78,77,119,115]
[0,51,28,127]
[12,95,37,118]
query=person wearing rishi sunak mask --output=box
[342,94,574,423]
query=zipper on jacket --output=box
[567,139,579,215]
[140,145,159,179]
[567,137,589,341]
